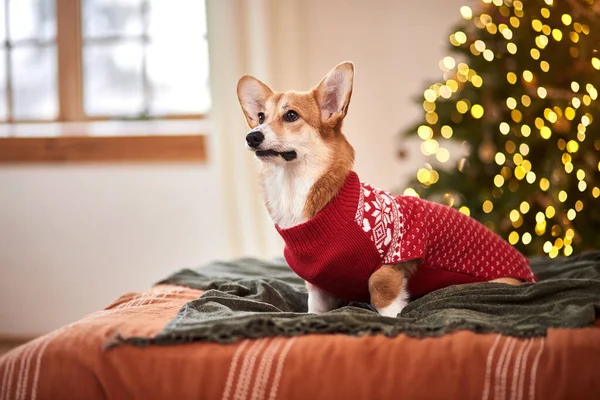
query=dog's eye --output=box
[258,112,265,124]
[283,110,299,122]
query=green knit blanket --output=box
[113,252,600,346]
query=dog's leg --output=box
[306,282,341,314]
[369,264,412,318]
[489,277,522,285]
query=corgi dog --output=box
[237,62,537,317]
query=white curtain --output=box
[205,0,308,259]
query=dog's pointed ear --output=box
[237,76,274,128]
[314,62,354,126]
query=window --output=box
[0,0,210,123]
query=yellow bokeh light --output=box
[403,188,420,197]
[561,14,572,25]
[530,48,540,60]
[540,61,550,72]
[541,8,550,18]
[536,212,545,224]
[495,152,506,165]
[511,110,522,123]
[546,206,556,218]
[540,126,552,139]
[520,201,530,214]
[571,81,580,92]
[515,166,526,180]
[526,171,536,184]
[521,95,531,107]
[417,168,431,184]
[482,200,493,213]
[472,75,483,87]
[447,80,459,92]
[540,178,550,191]
[572,97,581,108]
[579,181,587,192]
[564,246,573,256]
[510,16,520,28]
[581,115,591,126]
[459,206,470,216]
[424,89,437,102]
[499,122,510,135]
[570,32,579,43]
[509,210,520,222]
[562,153,571,164]
[456,100,469,114]
[532,19,543,32]
[592,187,600,198]
[483,49,494,61]
[426,112,439,125]
[439,85,452,99]
[460,6,473,19]
[538,87,548,98]
[507,72,517,84]
[474,40,486,52]
[513,153,523,165]
[441,125,453,139]
[523,70,533,82]
[508,231,519,245]
[576,169,585,180]
[443,56,456,70]
[436,148,451,163]
[417,125,434,140]
[455,31,467,45]
[519,143,530,156]
[592,58,600,70]
[565,107,575,120]
[522,232,532,245]
[535,118,545,129]
[543,241,553,253]
[566,140,579,153]
[567,209,576,220]
[565,162,574,173]
[506,97,517,109]
[507,43,517,54]
[583,95,591,106]
[535,35,549,49]
[558,190,568,202]
[471,104,484,119]
[544,109,557,123]
[575,200,583,212]
[552,29,563,41]
[494,175,505,187]
[521,125,531,137]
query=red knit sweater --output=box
[276,171,536,303]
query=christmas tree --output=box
[401,0,600,257]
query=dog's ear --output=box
[314,62,354,127]
[237,76,274,128]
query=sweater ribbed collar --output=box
[275,171,361,253]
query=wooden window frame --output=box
[0,0,208,163]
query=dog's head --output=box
[237,62,354,167]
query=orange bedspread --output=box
[1,284,599,400]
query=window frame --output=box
[0,0,209,163]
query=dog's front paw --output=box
[376,298,408,318]
[307,284,340,314]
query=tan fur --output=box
[489,277,522,285]
[368,264,406,310]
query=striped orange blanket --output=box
[1,283,599,400]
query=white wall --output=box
[0,0,466,336]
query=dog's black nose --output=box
[246,131,264,148]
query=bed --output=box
[1,253,600,400]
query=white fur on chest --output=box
[261,165,316,229]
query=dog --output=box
[237,62,537,317]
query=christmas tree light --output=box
[401,0,600,257]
